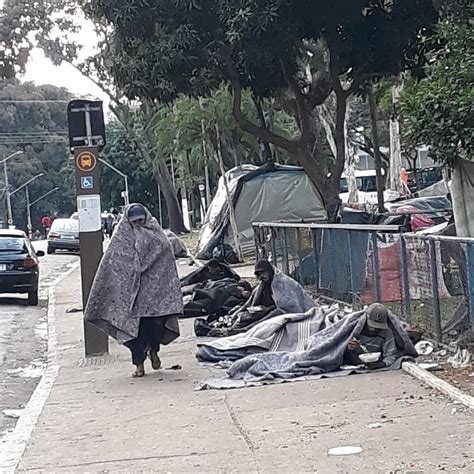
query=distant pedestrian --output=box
[41,215,52,237]
[85,204,183,378]
[105,213,114,239]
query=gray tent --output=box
[197,163,327,259]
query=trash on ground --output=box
[418,362,441,371]
[368,422,382,429]
[2,409,23,419]
[447,347,471,369]
[415,340,434,356]
[166,364,183,370]
[328,446,363,456]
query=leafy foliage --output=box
[0,79,75,229]
[400,14,474,165]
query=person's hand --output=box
[347,339,360,350]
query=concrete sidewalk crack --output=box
[223,393,257,455]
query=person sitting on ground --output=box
[180,259,240,287]
[343,303,399,370]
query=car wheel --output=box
[47,246,55,255]
[28,291,39,306]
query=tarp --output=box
[197,162,327,259]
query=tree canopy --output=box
[400,8,473,165]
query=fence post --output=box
[271,228,277,266]
[347,230,355,296]
[311,228,320,292]
[465,242,474,339]
[282,227,289,275]
[371,232,382,302]
[295,228,303,283]
[400,234,412,324]
[429,239,443,342]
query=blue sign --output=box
[81,176,94,189]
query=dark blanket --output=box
[84,205,182,344]
[197,270,315,337]
[181,262,240,287]
[183,280,249,319]
[225,309,416,381]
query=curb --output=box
[402,361,474,410]
[0,262,80,473]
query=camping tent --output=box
[197,162,327,259]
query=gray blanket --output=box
[227,310,417,381]
[163,229,188,258]
[197,305,344,362]
[84,205,182,344]
[205,270,316,336]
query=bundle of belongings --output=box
[194,260,315,337]
[163,229,188,258]
[195,262,418,387]
[181,260,250,321]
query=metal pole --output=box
[29,187,59,208]
[4,161,12,226]
[157,182,163,226]
[371,232,382,302]
[204,163,211,208]
[429,239,442,342]
[465,242,474,341]
[26,187,32,239]
[124,176,130,206]
[400,235,412,324]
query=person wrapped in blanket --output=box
[195,260,315,337]
[343,303,398,370]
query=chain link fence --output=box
[253,223,473,347]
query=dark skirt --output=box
[124,317,168,366]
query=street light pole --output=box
[98,158,129,206]
[1,150,24,227]
[25,187,32,239]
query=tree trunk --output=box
[253,98,273,161]
[154,160,188,234]
[367,84,386,213]
[389,81,404,194]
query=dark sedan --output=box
[0,229,44,305]
[47,218,80,254]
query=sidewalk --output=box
[15,267,474,472]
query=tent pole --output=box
[215,122,243,262]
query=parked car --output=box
[47,218,80,254]
[0,229,44,305]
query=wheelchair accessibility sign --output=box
[81,176,94,189]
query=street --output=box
[0,242,78,440]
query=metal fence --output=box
[253,222,474,346]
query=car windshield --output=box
[51,220,78,232]
[0,236,26,252]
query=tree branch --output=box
[223,51,299,154]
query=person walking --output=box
[85,204,183,378]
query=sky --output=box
[21,15,111,111]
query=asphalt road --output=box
[0,241,79,440]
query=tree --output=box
[400,4,473,236]
[86,0,438,219]
[0,79,75,229]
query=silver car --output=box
[47,218,80,254]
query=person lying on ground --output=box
[343,303,398,370]
[180,259,240,287]
[84,204,182,378]
[195,260,315,337]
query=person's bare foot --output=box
[149,351,161,370]
[132,363,145,378]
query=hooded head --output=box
[254,260,275,284]
[127,204,147,228]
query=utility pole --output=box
[25,187,32,239]
[67,99,108,357]
[1,150,24,227]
